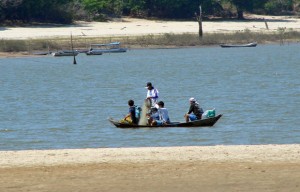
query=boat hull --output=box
[86,51,103,55]
[52,51,79,56]
[88,42,127,54]
[220,42,257,48]
[101,48,127,53]
[109,114,222,128]
[86,48,127,55]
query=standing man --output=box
[184,97,204,122]
[145,82,159,108]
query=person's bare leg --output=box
[151,121,157,126]
[184,114,189,123]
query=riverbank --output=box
[1,14,300,57]
[0,145,300,192]
[1,14,300,39]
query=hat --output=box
[145,82,152,88]
[189,97,196,102]
[146,82,152,87]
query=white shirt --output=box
[158,108,170,123]
[147,88,159,107]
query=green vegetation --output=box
[1,30,300,53]
[0,0,299,24]
[1,0,300,54]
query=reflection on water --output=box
[0,44,299,150]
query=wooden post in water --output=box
[71,33,77,65]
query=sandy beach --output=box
[1,14,300,58]
[1,15,300,40]
[1,145,300,192]
[1,15,300,191]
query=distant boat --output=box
[220,42,257,48]
[76,49,89,53]
[52,50,79,56]
[85,50,103,55]
[86,42,127,55]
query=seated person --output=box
[147,107,159,125]
[122,99,138,124]
[151,101,170,126]
[184,97,204,123]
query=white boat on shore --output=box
[86,50,103,55]
[52,50,79,56]
[220,42,257,48]
[86,42,127,55]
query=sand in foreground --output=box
[1,162,299,192]
[0,145,300,192]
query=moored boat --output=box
[86,42,127,55]
[220,42,257,48]
[52,50,79,56]
[109,114,222,128]
[86,50,103,55]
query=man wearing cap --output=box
[184,97,204,122]
[145,82,159,108]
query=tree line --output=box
[0,0,299,24]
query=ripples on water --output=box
[0,44,299,150]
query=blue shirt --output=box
[129,106,137,124]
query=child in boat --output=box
[150,101,170,126]
[184,97,204,122]
[146,107,159,125]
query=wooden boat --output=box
[52,50,79,56]
[86,50,103,55]
[109,114,222,128]
[220,42,257,48]
[76,49,89,53]
[86,42,127,55]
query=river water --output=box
[0,44,299,150]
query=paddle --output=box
[70,32,77,64]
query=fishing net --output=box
[138,99,151,125]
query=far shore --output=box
[1,14,300,40]
[1,14,300,58]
